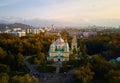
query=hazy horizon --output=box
[0,0,120,27]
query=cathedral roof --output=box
[55,37,65,45]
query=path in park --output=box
[24,56,38,75]
[55,61,62,73]
[24,56,75,83]
[39,73,75,83]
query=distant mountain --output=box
[0,18,76,27]
[0,23,35,31]
[0,17,119,28]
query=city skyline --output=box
[0,0,120,27]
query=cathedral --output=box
[47,33,77,62]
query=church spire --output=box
[57,33,61,38]
[71,32,77,51]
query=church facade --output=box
[47,33,77,62]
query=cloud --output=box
[0,0,120,27]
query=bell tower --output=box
[64,39,69,52]
[71,32,77,51]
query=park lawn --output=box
[37,66,56,73]
[27,56,35,64]
[11,65,30,76]
[60,66,73,73]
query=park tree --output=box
[17,43,24,54]
[5,53,16,69]
[105,70,120,83]
[12,74,39,83]
[90,55,112,81]
[34,41,42,54]
[82,44,87,56]
[74,63,94,83]
[69,53,76,61]
[85,39,105,55]
[0,73,9,83]
[0,47,7,61]
[37,52,46,64]
[0,64,10,74]
[17,53,24,68]
[33,57,40,65]
[60,29,69,39]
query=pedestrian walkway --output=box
[39,73,75,83]
[24,56,76,83]
[55,61,62,73]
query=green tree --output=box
[90,55,112,81]
[0,73,9,83]
[33,57,40,65]
[69,53,76,61]
[12,74,39,83]
[60,29,69,39]
[0,47,7,61]
[17,53,24,68]
[0,64,10,74]
[85,38,105,55]
[37,52,46,64]
[74,63,94,83]
[5,53,16,69]
[105,70,120,83]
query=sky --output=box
[0,0,120,27]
